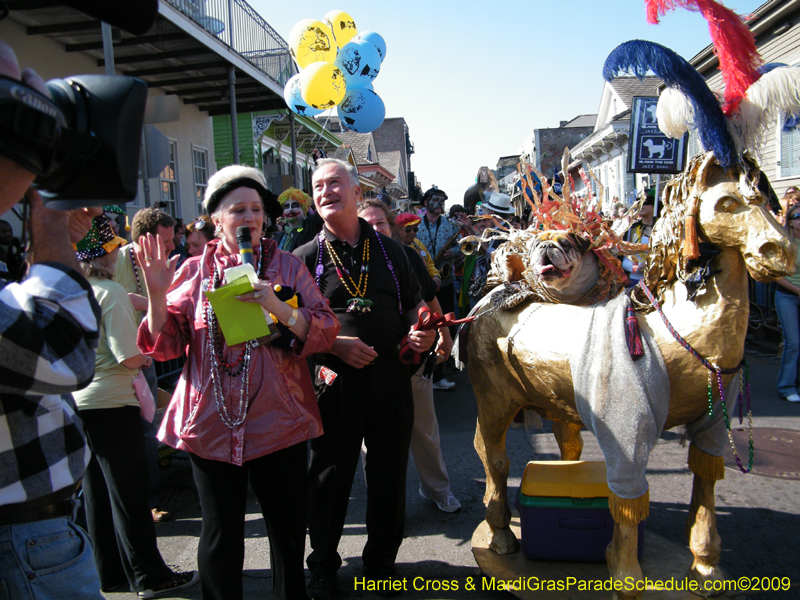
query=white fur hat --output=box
[202,165,280,219]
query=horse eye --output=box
[716,197,739,213]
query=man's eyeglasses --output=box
[405,226,418,233]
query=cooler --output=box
[515,460,645,562]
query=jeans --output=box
[0,517,103,600]
[775,289,800,396]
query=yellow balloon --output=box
[288,19,337,68]
[323,10,358,47]
[299,63,346,110]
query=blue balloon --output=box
[334,40,381,90]
[353,31,386,63]
[337,88,385,133]
[283,73,323,117]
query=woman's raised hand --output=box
[134,233,179,299]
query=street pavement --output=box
[105,344,800,600]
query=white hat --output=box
[484,192,514,215]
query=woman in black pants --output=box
[136,166,340,599]
[73,215,198,599]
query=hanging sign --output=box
[627,96,688,174]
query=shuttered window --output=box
[780,115,800,177]
[192,147,208,216]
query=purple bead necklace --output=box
[315,231,402,315]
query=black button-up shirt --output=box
[295,219,422,357]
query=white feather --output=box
[656,88,695,139]
[733,67,800,157]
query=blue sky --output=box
[252,0,766,202]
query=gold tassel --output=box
[609,490,649,526]
[682,195,700,260]
[688,444,725,481]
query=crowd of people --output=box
[0,111,453,600]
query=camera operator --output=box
[0,37,105,599]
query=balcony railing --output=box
[164,0,296,87]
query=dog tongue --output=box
[537,264,557,276]
[537,264,571,279]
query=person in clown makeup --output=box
[276,188,322,253]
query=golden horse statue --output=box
[466,152,795,599]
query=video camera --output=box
[0,0,158,209]
[0,75,147,209]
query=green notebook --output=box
[203,266,275,346]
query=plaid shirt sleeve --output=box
[0,263,101,395]
[0,263,101,505]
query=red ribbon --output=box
[399,307,476,365]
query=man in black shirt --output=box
[295,159,435,599]
[358,201,460,513]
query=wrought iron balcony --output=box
[164,0,296,88]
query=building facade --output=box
[522,115,597,179]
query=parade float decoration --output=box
[285,12,386,133]
[464,1,800,597]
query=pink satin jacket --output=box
[138,238,339,465]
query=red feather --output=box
[644,0,762,115]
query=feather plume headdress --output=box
[604,0,800,166]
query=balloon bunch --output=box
[284,11,387,133]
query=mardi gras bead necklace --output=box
[315,232,403,315]
[316,234,373,314]
[129,249,143,295]
[203,244,264,428]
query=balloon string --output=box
[308,111,334,158]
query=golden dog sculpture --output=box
[467,152,795,599]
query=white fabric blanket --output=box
[568,293,670,499]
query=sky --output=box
[252,0,766,204]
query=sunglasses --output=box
[789,214,800,221]
[190,218,208,231]
[405,226,418,233]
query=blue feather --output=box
[603,40,739,169]
[760,62,787,75]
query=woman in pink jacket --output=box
[136,166,340,600]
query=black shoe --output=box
[362,565,404,597]
[138,571,199,599]
[308,572,338,600]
